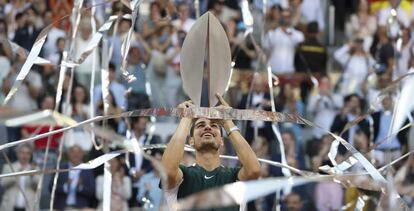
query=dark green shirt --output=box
[177,164,241,211]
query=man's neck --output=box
[195,151,220,171]
[134,130,145,138]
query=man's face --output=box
[348,96,360,112]
[17,146,32,165]
[41,96,55,110]
[286,194,303,211]
[190,118,223,152]
[68,146,84,165]
[133,118,147,133]
[178,5,189,19]
[381,95,393,111]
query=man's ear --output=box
[189,137,195,147]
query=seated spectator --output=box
[137,149,164,210]
[62,84,92,151]
[395,155,414,208]
[128,117,162,209]
[51,145,96,210]
[1,144,40,211]
[330,93,370,155]
[314,167,344,211]
[307,75,343,139]
[371,93,409,162]
[172,3,195,34]
[94,63,127,111]
[96,90,124,133]
[284,192,304,211]
[96,156,131,211]
[21,95,62,166]
[278,83,304,146]
[238,75,275,144]
[74,17,101,89]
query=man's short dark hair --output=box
[307,21,319,34]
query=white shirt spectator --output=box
[396,40,412,77]
[334,44,375,95]
[172,18,195,33]
[307,94,343,138]
[378,7,410,28]
[300,0,325,30]
[263,27,304,74]
[4,71,42,111]
[43,27,66,58]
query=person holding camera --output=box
[333,38,375,96]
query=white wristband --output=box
[226,126,240,136]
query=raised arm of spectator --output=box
[161,100,193,189]
[333,44,351,67]
[136,33,152,64]
[216,94,261,181]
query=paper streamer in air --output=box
[3,23,53,105]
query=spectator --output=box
[378,0,410,37]
[164,29,187,108]
[395,155,414,208]
[370,26,395,76]
[142,2,163,40]
[74,17,100,89]
[334,38,375,96]
[299,0,325,31]
[127,117,162,209]
[148,22,174,108]
[96,156,131,211]
[1,144,40,211]
[371,93,408,162]
[347,0,377,50]
[47,36,65,66]
[284,192,304,211]
[231,22,258,72]
[330,93,370,155]
[208,0,225,22]
[2,54,42,112]
[94,63,127,111]
[96,90,124,133]
[238,75,275,144]
[295,22,327,75]
[263,9,304,75]
[62,84,92,152]
[278,83,305,145]
[126,35,152,110]
[314,172,343,211]
[396,28,412,77]
[110,17,135,70]
[21,95,62,166]
[281,130,305,170]
[136,149,164,211]
[172,3,195,34]
[13,11,39,50]
[52,145,96,210]
[264,4,282,32]
[307,75,343,138]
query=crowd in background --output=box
[1,0,414,210]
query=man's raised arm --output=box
[161,101,193,189]
[217,94,261,181]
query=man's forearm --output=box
[161,118,192,174]
[224,121,260,179]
